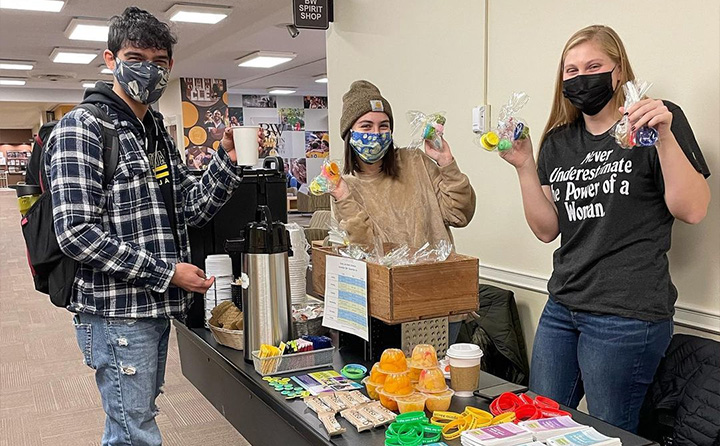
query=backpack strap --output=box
[75,103,120,187]
[40,104,119,192]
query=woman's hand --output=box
[622,98,673,141]
[220,128,264,163]
[499,136,535,171]
[330,177,351,201]
[424,137,454,167]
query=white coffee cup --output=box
[446,343,484,397]
[232,126,260,166]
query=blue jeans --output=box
[73,313,171,446]
[529,298,672,433]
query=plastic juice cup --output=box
[408,365,422,383]
[376,386,399,411]
[416,367,449,394]
[408,343,439,369]
[383,371,413,396]
[362,377,380,400]
[394,392,427,414]
[369,362,388,385]
[378,348,408,373]
[423,389,455,412]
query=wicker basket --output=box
[208,323,244,351]
[292,315,328,337]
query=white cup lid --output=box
[446,343,483,359]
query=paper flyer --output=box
[321,256,369,341]
[291,371,362,395]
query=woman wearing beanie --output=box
[331,80,476,251]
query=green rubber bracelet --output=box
[422,429,442,444]
[396,412,428,424]
[398,430,423,446]
[387,422,415,437]
[340,364,367,380]
[423,424,443,435]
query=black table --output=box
[174,321,656,446]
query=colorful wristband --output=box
[534,395,560,409]
[491,412,517,425]
[441,418,468,441]
[490,392,523,415]
[340,364,367,380]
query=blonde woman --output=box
[501,25,710,431]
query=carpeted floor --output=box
[0,189,250,446]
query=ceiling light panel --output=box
[167,4,231,24]
[50,48,98,64]
[0,60,35,70]
[237,51,296,68]
[268,87,296,95]
[0,0,64,12]
[65,18,109,42]
[0,78,27,86]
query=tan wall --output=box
[157,79,185,161]
[326,0,720,355]
[53,104,77,121]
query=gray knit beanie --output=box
[340,80,394,139]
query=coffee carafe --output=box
[225,205,292,363]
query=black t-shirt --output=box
[537,101,710,321]
[143,112,178,240]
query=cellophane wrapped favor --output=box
[475,92,530,153]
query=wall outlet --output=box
[472,105,489,134]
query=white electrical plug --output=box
[472,105,489,134]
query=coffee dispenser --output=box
[225,205,292,363]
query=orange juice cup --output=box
[423,389,455,412]
[395,392,427,414]
[416,367,449,393]
[376,386,399,411]
[408,344,439,369]
[378,348,408,373]
[369,362,388,385]
[362,377,380,400]
[383,371,413,396]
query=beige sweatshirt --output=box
[333,148,476,248]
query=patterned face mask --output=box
[349,131,393,164]
[113,58,170,105]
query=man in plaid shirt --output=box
[45,7,247,445]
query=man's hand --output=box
[170,263,215,294]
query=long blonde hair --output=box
[541,25,636,147]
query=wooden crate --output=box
[312,245,479,324]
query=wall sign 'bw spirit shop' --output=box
[293,0,332,30]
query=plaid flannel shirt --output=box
[45,104,241,318]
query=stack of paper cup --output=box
[204,254,234,326]
[286,224,310,306]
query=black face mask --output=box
[562,67,616,116]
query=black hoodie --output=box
[84,82,178,239]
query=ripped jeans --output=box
[73,313,171,446]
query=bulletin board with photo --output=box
[238,94,329,194]
[180,78,229,171]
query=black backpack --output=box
[20,103,119,308]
